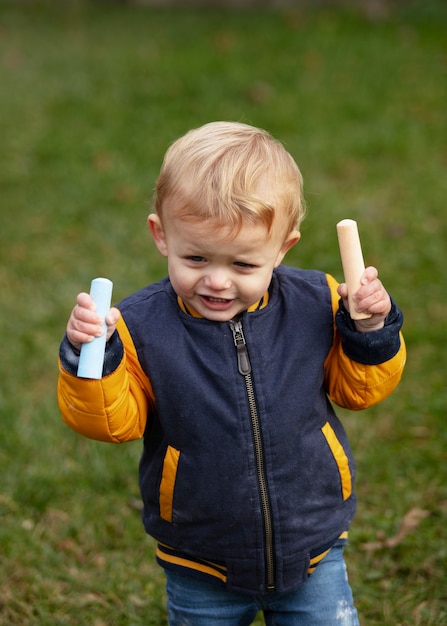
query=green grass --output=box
[1,1,446,623]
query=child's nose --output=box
[204,268,232,291]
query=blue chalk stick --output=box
[77,278,113,379]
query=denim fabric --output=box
[165,546,360,626]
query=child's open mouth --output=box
[200,295,235,310]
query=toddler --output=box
[58,121,405,625]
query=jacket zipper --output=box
[229,319,275,592]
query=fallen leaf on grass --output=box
[361,507,430,551]
[78,593,109,607]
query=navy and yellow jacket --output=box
[58,265,405,595]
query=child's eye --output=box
[188,256,206,263]
[234,261,255,269]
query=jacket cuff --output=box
[335,298,404,365]
[59,331,124,377]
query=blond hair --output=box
[154,121,305,235]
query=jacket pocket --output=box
[321,422,352,501]
[159,445,180,522]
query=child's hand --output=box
[337,266,392,332]
[66,292,121,351]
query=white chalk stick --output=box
[336,219,371,320]
[77,278,113,379]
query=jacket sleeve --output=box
[323,274,406,410]
[57,315,155,443]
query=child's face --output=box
[149,211,299,322]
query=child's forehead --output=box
[164,211,289,254]
[167,213,259,239]
[170,218,281,261]
[166,204,277,233]
[161,187,289,230]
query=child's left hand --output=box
[337,266,392,332]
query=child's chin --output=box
[201,309,237,322]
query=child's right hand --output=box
[66,292,121,351]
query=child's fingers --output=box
[67,293,105,348]
[338,267,392,323]
[72,303,104,330]
[105,307,121,341]
[76,291,96,310]
[354,276,391,318]
[68,312,104,345]
[338,268,380,305]
[360,266,378,285]
[356,289,390,316]
[105,307,121,326]
[337,283,348,299]
[355,268,383,304]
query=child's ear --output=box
[148,214,168,257]
[274,230,301,267]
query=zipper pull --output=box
[229,320,251,375]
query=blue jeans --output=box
[165,546,360,625]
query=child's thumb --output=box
[106,307,121,327]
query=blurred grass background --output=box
[0,1,446,624]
